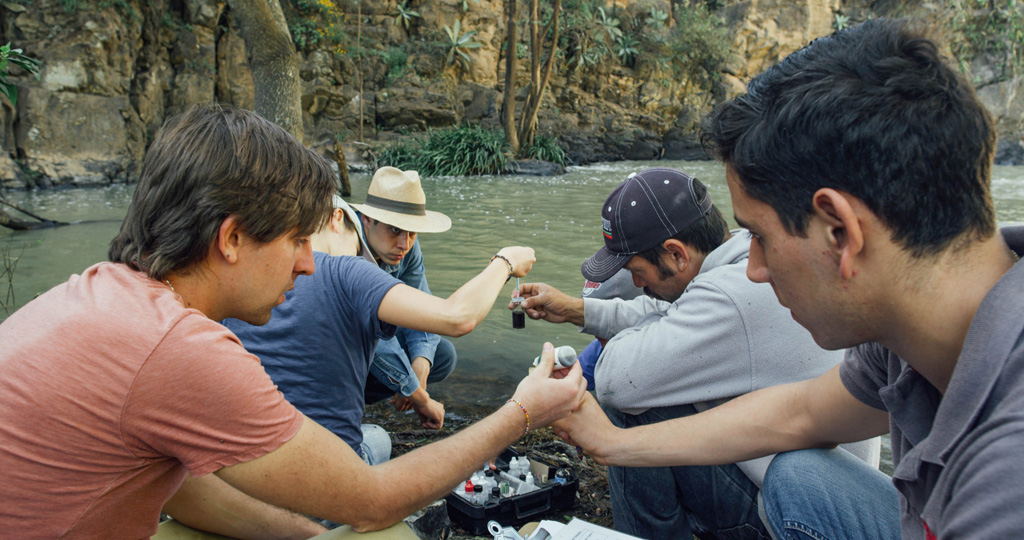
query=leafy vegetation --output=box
[58,0,139,20]
[0,43,40,105]
[523,134,567,165]
[443,20,483,69]
[947,0,1024,79]
[664,1,732,94]
[392,1,420,30]
[377,125,511,176]
[833,13,851,31]
[379,46,409,86]
[559,0,730,96]
[285,0,348,55]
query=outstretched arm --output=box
[217,343,587,532]
[554,365,888,467]
[378,246,536,336]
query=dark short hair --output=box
[109,104,336,279]
[637,178,728,271]
[701,18,997,257]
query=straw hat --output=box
[351,167,452,233]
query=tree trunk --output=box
[335,141,352,197]
[358,0,364,142]
[517,0,560,151]
[227,0,304,142]
[0,207,63,230]
[502,0,520,154]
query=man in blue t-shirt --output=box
[224,195,536,464]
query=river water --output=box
[4,160,1024,415]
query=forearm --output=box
[408,358,431,404]
[220,408,526,533]
[440,258,521,335]
[219,348,582,533]
[598,384,811,467]
[366,402,525,521]
[165,473,326,540]
[591,370,888,467]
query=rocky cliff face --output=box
[1,0,1022,189]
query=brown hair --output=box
[109,104,336,279]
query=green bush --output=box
[377,125,511,177]
[523,135,567,166]
[379,47,409,86]
[948,0,1024,79]
[666,1,732,92]
[284,0,348,55]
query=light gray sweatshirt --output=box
[586,230,879,485]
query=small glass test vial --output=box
[512,299,525,329]
[512,278,525,329]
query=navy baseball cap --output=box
[581,168,713,282]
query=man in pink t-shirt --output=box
[0,104,586,540]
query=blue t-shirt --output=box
[222,252,401,452]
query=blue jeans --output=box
[761,449,900,540]
[365,337,457,403]
[358,423,392,465]
[605,405,770,540]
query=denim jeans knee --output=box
[762,448,900,540]
[358,423,392,465]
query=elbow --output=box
[349,516,400,534]
[346,504,403,533]
[439,307,478,337]
[448,319,476,337]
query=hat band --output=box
[364,194,427,216]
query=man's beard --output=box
[643,287,668,302]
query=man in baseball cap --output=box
[351,167,458,418]
[516,167,880,539]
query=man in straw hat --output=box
[351,166,459,418]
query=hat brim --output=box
[351,204,452,233]
[581,246,633,283]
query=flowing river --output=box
[4,160,1024,414]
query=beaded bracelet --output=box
[490,254,514,283]
[507,398,530,436]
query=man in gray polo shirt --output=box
[552,18,1024,540]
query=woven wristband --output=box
[507,398,530,436]
[490,254,514,283]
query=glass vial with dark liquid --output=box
[512,297,525,329]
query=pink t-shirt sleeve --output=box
[121,314,304,476]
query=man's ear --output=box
[812,188,864,280]
[215,215,245,265]
[328,208,345,233]
[662,239,691,271]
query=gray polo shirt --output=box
[840,226,1024,540]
